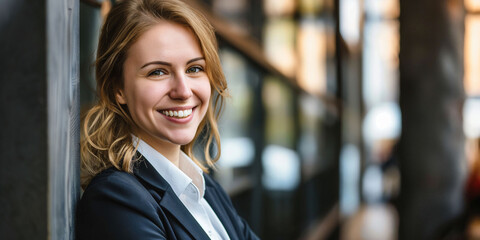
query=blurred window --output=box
[340,144,361,215]
[298,93,325,172]
[362,21,399,109]
[262,77,300,191]
[464,0,480,173]
[340,0,361,46]
[215,48,256,192]
[263,18,297,78]
[362,0,400,156]
[364,0,399,19]
[264,0,296,16]
[299,0,324,16]
[361,0,401,206]
[465,0,480,12]
[212,0,249,35]
[218,48,253,139]
[297,19,328,95]
[465,11,480,96]
[209,0,340,237]
[263,77,295,148]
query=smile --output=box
[160,108,193,118]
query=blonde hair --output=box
[81,0,228,189]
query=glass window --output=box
[215,48,256,189]
[299,0,324,15]
[212,0,250,35]
[297,19,328,95]
[263,77,295,148]
[361,0,401,210]
[261,77,300,191]
[340,0,361,46]
[465,0,480,11]
[362,20,399,109]
[465,15,480,96]
[464,0,480,186]
[298,93,325,174]
[364,0,400,19]
[263,18,297,78]
[264,0,296,16]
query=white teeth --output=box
[162,109,193,118]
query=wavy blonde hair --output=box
[81,0,228,189]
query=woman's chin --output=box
[170,135,196,146]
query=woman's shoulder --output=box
[85,167,141,190]
[77,169,168,239]
[80,167,154,205]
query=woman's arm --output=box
[205,174,260,240]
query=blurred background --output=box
[1,0,480,239]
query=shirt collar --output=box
[134,136,205,199]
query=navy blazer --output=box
[76,158,259,240]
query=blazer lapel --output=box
[133,158,210,240]
[204,175,239,240]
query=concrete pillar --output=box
[0,0,80,239]
[398,0,466,239]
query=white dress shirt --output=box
[135,138,230,240]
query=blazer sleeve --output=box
[207,175,260,240]
[76,171,167,240]
[221,188,260,240]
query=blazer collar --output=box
[133,157,211,240]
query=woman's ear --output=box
[116,89,127,104]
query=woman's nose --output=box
[169,73,193,100]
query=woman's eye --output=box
[148,69,166,77]
[186,66,203,74]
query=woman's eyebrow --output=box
[140,57,205,69]
[187,57,205,64]
[141,61,171,69]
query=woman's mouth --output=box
[160,108,193,118]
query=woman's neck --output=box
[136,134,181,167]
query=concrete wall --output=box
[0,0,80,239]
[47,0,80,239]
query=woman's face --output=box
[117,21,211,152]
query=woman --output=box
[76,0,259,239]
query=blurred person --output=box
[465,139,480,240]
[75,0,259,239]
[466,139,480,206]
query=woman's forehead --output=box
[126,22,203,64]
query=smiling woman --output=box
[76,0,258,239]
[115,22,212,164]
